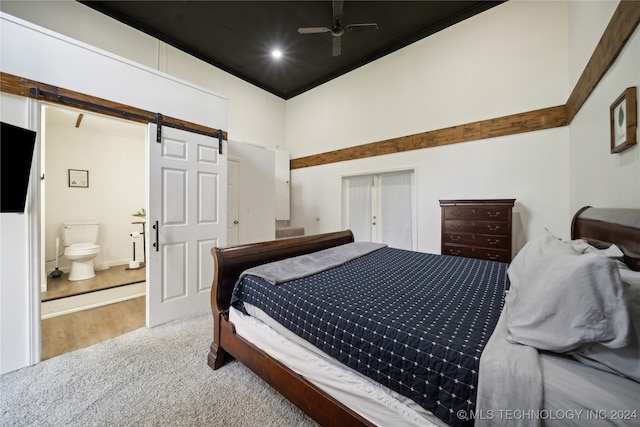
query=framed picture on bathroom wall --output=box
[68,169,89,188]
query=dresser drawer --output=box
[443,207,510,221]
[443,219,508,235]
[440,199,515,262]
[442,244,510,262]
[442,233,510,250]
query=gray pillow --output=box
[505,237,630,353]
[573,268,640,382]
[567,239,624,258]
[507,230,557,291]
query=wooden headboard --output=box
[571,206,640,271]
[210,230,355,314]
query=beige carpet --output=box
[0,311,318,427]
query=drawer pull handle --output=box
[488,239,500,245]
[450,249,461,255]
[451,224,460,230]
[451,211,461,217]
[488,211,501,218]
[487,254,500,260]
[450,236,460,241]
[488,225,501,231]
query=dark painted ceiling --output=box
[80,1,503,100]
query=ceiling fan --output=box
[297,0,378,57]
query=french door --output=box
[342,170,415,250]
[147,124,227,327]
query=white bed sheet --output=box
[539,353,640,427]
[229,305,448,427]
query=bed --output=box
[207,206,640,426]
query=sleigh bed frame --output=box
[207,206,640,426]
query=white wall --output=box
[0,93,39,374]
[44,106,147,274]
[568,2,640,212]
[285,1,568,158]
[291,128,569,255]
[228,141,276,244]
[287,0,571,252]
[289,0,640,251]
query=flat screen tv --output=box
[1,122,37,213]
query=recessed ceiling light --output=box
[271,49,283,59]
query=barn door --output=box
[147,124,227,327]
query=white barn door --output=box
[147,124,227,327]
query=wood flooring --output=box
[41,296,145,360]
[43,264,146,301]
[41,264,146,360]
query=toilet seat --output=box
[65,243,100,256]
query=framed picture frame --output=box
[68,169,89,188]
[610,86,637,154]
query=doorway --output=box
[40,104,147,358]
[342,169,416,250]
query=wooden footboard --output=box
[207,230,372,426]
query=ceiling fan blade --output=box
[332,36,342,57]
[332,0,344,21]
[298,27,331,34]
[345,23,378,33]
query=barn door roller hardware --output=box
[155,112,163,143]
[154,114,224,154]
[30,87,225,153]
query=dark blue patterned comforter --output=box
[231,247,509,426]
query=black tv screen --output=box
[1,122,37,213]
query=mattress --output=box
[231,305,640,427]
[229,305,447,426]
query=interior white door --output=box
[227,158,240,246]
[344,175,373,242]
[343,171,414,249]
[147,124,227,327]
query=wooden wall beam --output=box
[291,105,566,169]
[566,0,640,124]
[0,72,228,140]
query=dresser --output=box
[440,199,515,262]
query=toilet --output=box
[62,221,101,281]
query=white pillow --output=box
[505,237,630,353]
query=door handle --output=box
[233,220,239,224]
[152,220,159,252]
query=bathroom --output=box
[41,104,147,316]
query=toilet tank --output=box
[62,221,99,245]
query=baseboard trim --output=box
[41,282,146,319]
